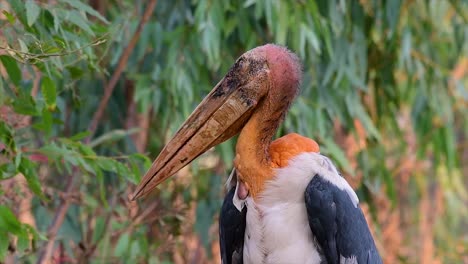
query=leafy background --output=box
[0,0,467,263]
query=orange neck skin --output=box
[234,99,275,197]
[234,98,320,198]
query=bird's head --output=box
[131,44,307,200]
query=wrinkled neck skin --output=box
[234,94,289,198]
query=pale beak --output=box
[131,55,269,200]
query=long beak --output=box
[131,71,268,200]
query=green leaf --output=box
[66,66,84,79]
[18,157,46,200]
[77,143,96,157]
[0,231,7,260]
[95,169,107,206]
[116,162,134,183]
[0,121,16,153]
[18,39,29,53]
[0,163,17,180]
[41,76,57,109]
[7,0,27,24]
[97,158,119,172]
[40,143,79,166]
[17,230,30,252]
[2,10,16,24]
[301,23,321,54]
[65,10,95,36]
[33,108,53,133]
[25,0,41,26]
[0,55,21,86]
[15,152,22,168]
[70,131,91,141]
[0,205,22,235]
[89,128,140,148]
[382,168,397,206]
[12,93,39,116]
[24,224,46,241]
[43,46,62,54]
[60,0,109,24]
[92,217,106,243]
[129,153,152,182]
[114,233,130,257]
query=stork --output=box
[131,44,382,264]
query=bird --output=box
[131,44,382,264]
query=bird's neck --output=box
[235,97,286,198]
[234,97,321,198]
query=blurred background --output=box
[0,0,467,263]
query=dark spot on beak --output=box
[212,56,266,99]
[238,88,255,107]
[247,60,264,75]
[212,75,240,98]
[180,157,187,163]
[212,88,225,97]
[226,77,239,90]
[212,57,248,98]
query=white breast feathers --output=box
[238,152,358,264]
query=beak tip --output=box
[128,193,137,201]
[129,188,143,201]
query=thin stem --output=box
[87,0,159,140]
[36,169,77,264]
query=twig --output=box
[79,195,117,261]
[36,169,77,264]
[0,37,108,63]
[111,201,159,239]
[87,0,158,140]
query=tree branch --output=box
[87,0,158,140]
[36,169,77,264]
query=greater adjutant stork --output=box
[131,44,382,264]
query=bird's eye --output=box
[237,57,245,68]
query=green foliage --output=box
[0,204,44,260]
[0,0,466,263]
[0,0,151,261]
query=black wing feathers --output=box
[219,187,247,264]
[305,175,382,264]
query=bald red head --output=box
[263,44,302,94]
